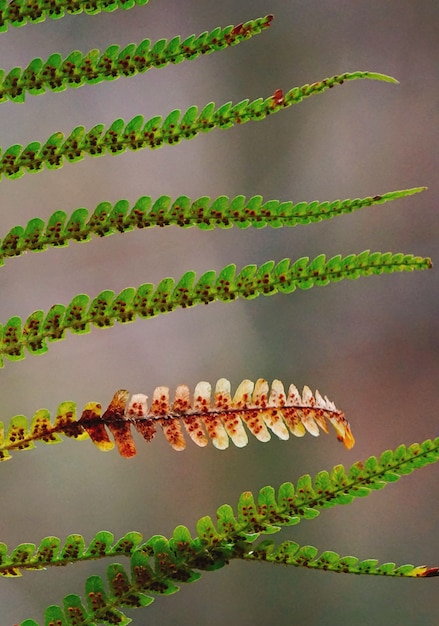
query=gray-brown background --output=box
[1,1,438,624]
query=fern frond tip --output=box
[244,541,439,578]
[361,71,399,84]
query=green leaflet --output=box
[244,539,438,578]
[0,0,152,32]
[0,16,273,102]
[0,251,431,366]
[0,187,424,266]
[0,531,143,576]
[0,71,397,180]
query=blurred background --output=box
[1,1,438,624]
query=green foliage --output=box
[1,2,437,625]
[0,0,152,32]
[0,15,272,102]
[3,440,439,623]
[0,71,396,180]
[0,251,431,366]
[244,541,439,577]
[0,187,425,264]
[0,531,143,577]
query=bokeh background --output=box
[1,1,438,624]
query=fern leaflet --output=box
[0,0,152,32]
[0,252,431,366]
[242,540,439,577]
[0,378,354,460]
[0,531,143,577]
[0,16,272,103]
[0,187,425,266]
[0,71,397,180]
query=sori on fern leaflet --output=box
[0,378,355,460]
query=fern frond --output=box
[0,252,431,366]
[0,16,273,103]
[8,438,439,571]
[16,536,439,626]
[0,0,152,32]
[0,187,425,265]
[243,539,439,577]
[14,438,439,624]
[279,438,439,512]
[0,531,143,577]
[0,71,397,180]
[0,378,354,461]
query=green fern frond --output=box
[0,531,143,577]
[0,16,273,103]
[7,438,439,576]
[16,538,439,626]
[243,539,439,578]
[0,252,431,366]
[0,71,397,180]
[0,378,355,460]
[13,437,439,624]
[0,187,425,265]
[0,0,152,32]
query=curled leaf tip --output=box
[422,567,439,578]
[368,72,399,84]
